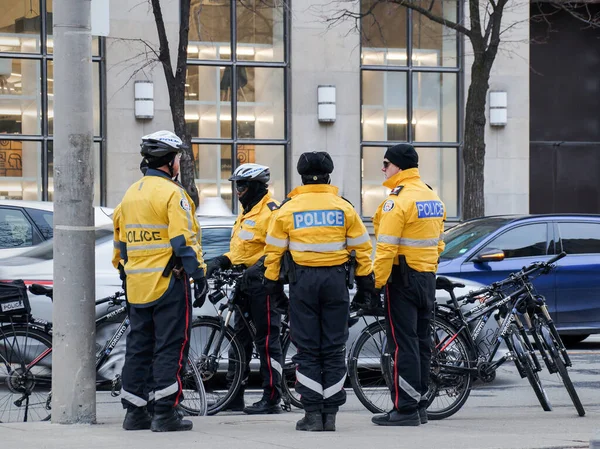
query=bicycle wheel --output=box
[533,315,584,416]
[177,354,207,416]
[188,317,245,415]
[0,323,53,422]
[427,316,473,420]
[280,334,302,410]
[507,324,552,412]
[347,319,392,414]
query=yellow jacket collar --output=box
[383,168,420,189]
[288,184,339,197]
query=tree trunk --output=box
[462,54,492,220]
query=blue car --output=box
[438,214,600,344]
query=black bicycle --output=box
[0,285,207,422]
[189,269,300,415]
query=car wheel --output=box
[559,334,590,346]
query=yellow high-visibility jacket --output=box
[112,203,123,270]
[264,184,373,281]
[372,168,446,289]
[225,195,280,267]
[118,169,206,305]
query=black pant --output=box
[121,275,192,413]
[226,275,283,401]
[384,265,436,413]
[290,264,349,413]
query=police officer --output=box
[118,130,209,432]
[370,144,446,427]
[263,151,374,431]
[206,163,284,414]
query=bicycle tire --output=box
[177,354,208,416]
[507,324,552,412]
[534,316,585,417]
[0,323,53,423]
[188,317,245,415]
[348,319,392,414]
[427,316,473,420]
[280,334,303,410]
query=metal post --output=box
[52,0,96,424]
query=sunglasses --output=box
[382,161,391,169]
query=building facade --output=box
[0,0,535,219]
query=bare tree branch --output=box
[149,0,175,83]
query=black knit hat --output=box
[297,151,334,175]
[384,144,419,170]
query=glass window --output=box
[0,1,42,54]
[0,58,41,135]
[236,0,284,62]
[236,67,284,139]
[189,0,231,60]
[361,146,387,218]
[558,222,600,254]
[482,224,548,259]
[441,218,511,260]
[362,71,408,142]
[412,72,457,142]
[0,207,33,248]
[47,141,101,206]
[243,144,285,202]
[25,205,53,239]
[47,60,100,136]
[360,1,407,66]
[412,0,458,67]
[0,139,42,199]
[194,143,233,206]
[201,226,233,262]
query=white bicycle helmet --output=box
[229,163,270,183]
[140,130,183,158]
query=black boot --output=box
[150,408,193,432]
[371,410,420,427]
[224,387,245,412]
[322,413,336,431]
[123,406,152,431]
[243,396,281,415]
[418,406,428,424]
[296,411,324,431]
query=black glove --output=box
[206,255,231,278]
[263,278,282,296]
[193,276,209,308]
[242,256,266,287]
[355,273,375,294]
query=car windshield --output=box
[441,218,511,260]
[13,228,114,260]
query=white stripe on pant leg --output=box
[154,382,179,401]
[148,392,155,402]
[398,375,421,403]
[323,373,347,399]
[270,358,283,376]
[121,389,147,407]
[296,370,323,396]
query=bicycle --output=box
[0,284,207,423]
[189,269,300,415]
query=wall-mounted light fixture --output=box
[489,91,507,127]
[317,85,336,123]
[134,80,154,120]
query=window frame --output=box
[470,222,551,262]
[556,220,600,255]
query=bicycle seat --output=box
[29,283,53,297]
[436,276,465,293]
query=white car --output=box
[0,200,114,259]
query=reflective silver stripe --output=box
[238,229,255,241]
[266,234,289,248]
[289,241,346,252]
[148,392,155,402]
[377,234,403,245]
[113,240,120,249]
[127,243,171,251]
[126,267,164,274]
[125,224,168,229]
[398,375,421,403]
[120,389,147,407]
[270,358,283,376]
[138,181,144,191]
[398,237,440,248]
[323,373,346,399]
[296,370,323,396]
[347,232,370,247]
[178,188,193,232]
[154,382,179,401]
[439,232,445,242]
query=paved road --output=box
[2,336,599,448]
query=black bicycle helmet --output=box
[140,130,183,158]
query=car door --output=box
[459,222,557,317]
[554,221,600,331]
